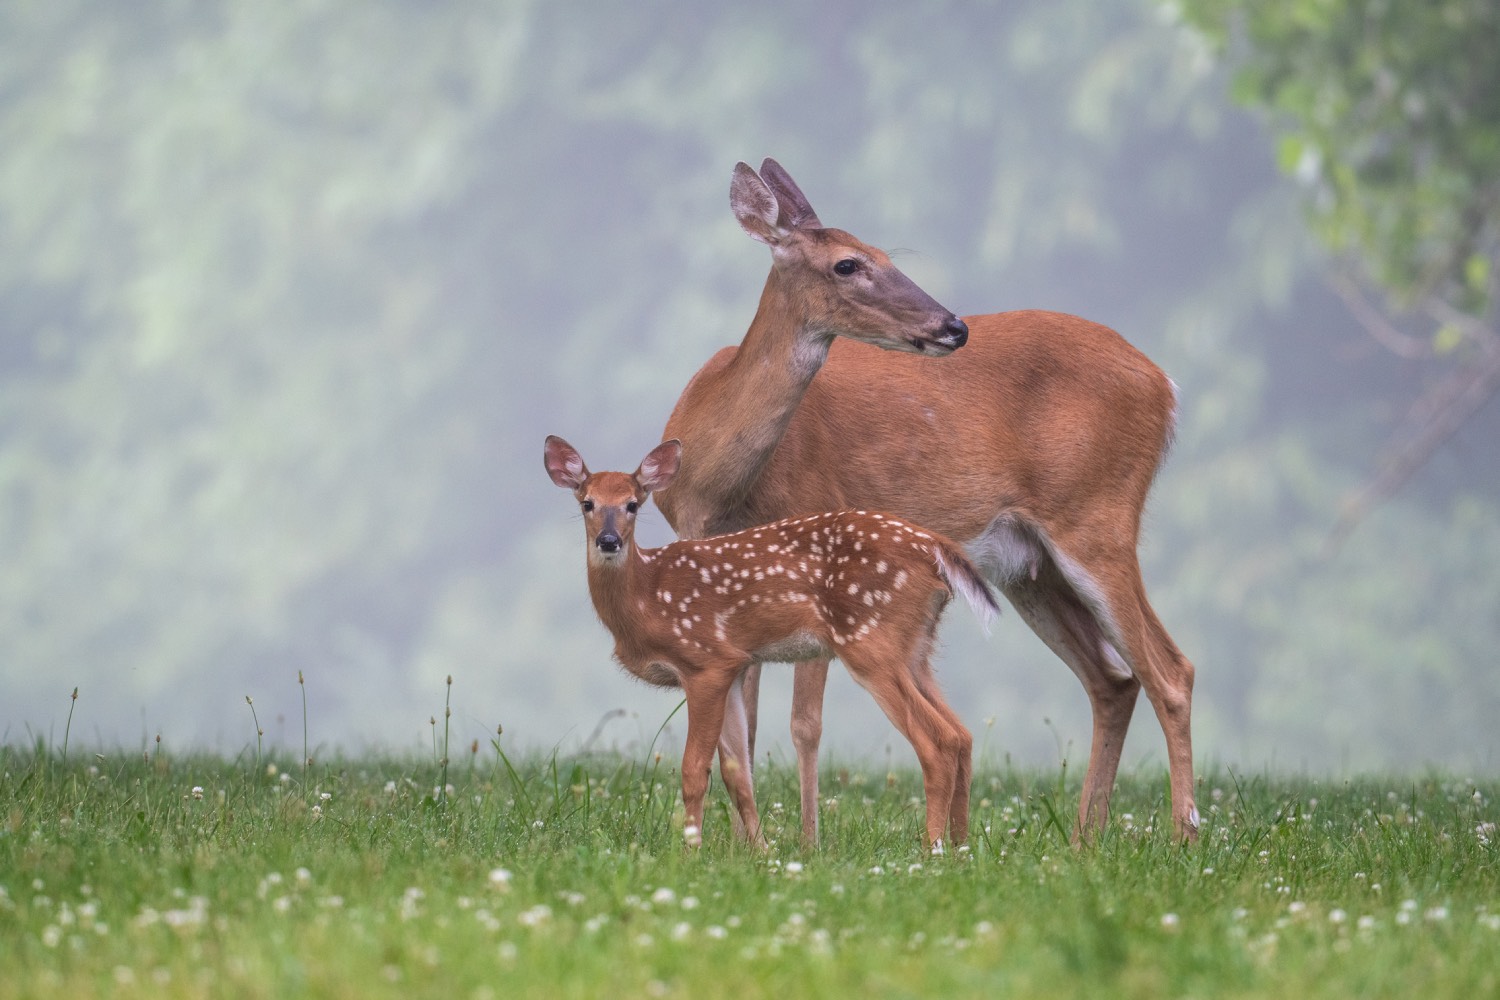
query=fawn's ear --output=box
[636,439,682,494]
[544,435,589,490]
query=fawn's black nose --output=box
[595,531,622,553]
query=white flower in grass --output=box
[706,925,728,939]
[671,922,693,941]
[1357,915,1376,931]
[488,869,512,890]
[1329,909,1347,924]
[784,862,804,875]
[190,786,204,801]
[1160,913,1180,931]
[1424,906,1449,922]
[651,887,677,906]
[517,905,552,927]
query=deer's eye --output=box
[833,258,859,276]
[626,501,639,514]
[580,499,594,513]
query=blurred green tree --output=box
[1177,0,1500,540]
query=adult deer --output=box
[544,435,996,850]
[654,159,1198,844]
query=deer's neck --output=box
[662,269,830,537]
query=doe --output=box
[545,434,999,851]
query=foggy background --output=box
[3,1,1497,774]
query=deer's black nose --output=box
[595,531,621,553]
[939,316,968,349]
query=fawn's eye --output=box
[626,501,639,514]
[833,258,859,276]
[580,499,594,513]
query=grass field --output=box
[2,725,1497,999]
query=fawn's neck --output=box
[584,543,661,640]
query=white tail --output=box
[545,434,985,850]
[654,159,1199,844]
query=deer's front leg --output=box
[680,669,737,848]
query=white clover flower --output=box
[488,869,512,890]
[190,786,204,800]
[517,904,552,927]
[784,862,804,875]
[651,887,677,906]
[706,925,728,939]
[1329,909,1347,924]
[1160,913,1180,931]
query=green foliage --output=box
[1178,0,1500,315]
[2,747,1498,997]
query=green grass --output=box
[1,737,1497,999]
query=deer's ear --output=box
[636,439,682,494]
[544,435,589,490]
[730,162,791,246]
[759,158,822,230]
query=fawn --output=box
[544,435,998,851]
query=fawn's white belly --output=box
[750,629,829,665]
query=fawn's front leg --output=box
[717,672,765,847]
[679,668,738,848]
